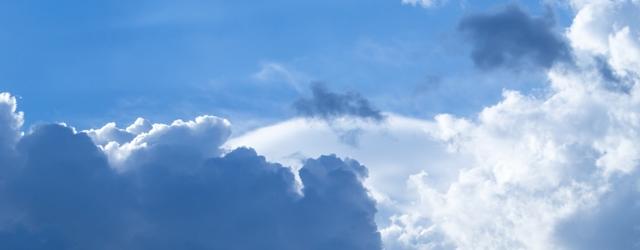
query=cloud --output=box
[0,93,22,154]
[384,2,640,248]
[401,0,446,8]
[4,0,640,249]
[232,1,640,249]
[253,62,308,93]
[87,116,232,171]
[294,84,385,122]
[225,114,469,246]
[459,5,571,71]
[0,93,382,250]
[555,172,640,250]
[567,0,640,78]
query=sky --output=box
[1,0,640,249]
[0,0,568,131]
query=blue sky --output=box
[3,0,640,249]
[1,0,568,131]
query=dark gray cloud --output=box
[459,5,571,70]
[0,124,382,250]
[294,84,385,122]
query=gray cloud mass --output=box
[0,95,382,250]
[459,5,571,71]
[294,84,385,122]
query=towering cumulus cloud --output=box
[0,94,381,250]
[380,1,640,249]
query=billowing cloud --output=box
[4,0,640,249]
[389,1,640,249]
[225,114,469,242]
[0,94,382,250]
[232,1,640,249]
[294,84,385,122]
[459,5,571,71]
[87,115,232,171]
[568,0,640,79]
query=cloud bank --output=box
[0,94,382,250]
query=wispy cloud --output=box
[253,62,309,93]
[294,84,385,122]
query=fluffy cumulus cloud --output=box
[0,94,382,250]
[384,1,640,249]
[459,5,571,71]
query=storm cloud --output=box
[0,94,382,250]
[459,5,571,70]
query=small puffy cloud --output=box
[294,84,385,122]
[401,0,446,8]
[459,5,571,71]
[0,97,382,250]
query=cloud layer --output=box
[0,94,382,250]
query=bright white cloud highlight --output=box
[0,93,23,152]
[86,116,231,170]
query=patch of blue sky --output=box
[0,0,562,132]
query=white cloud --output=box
[225,114,470,238]
[3,1,640,249]
[253,62,308,93]
[86,115,231,170]
[0,93,23,153]
[568,0,640,77]
[401,0,446,8]
[227,1,640,249]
